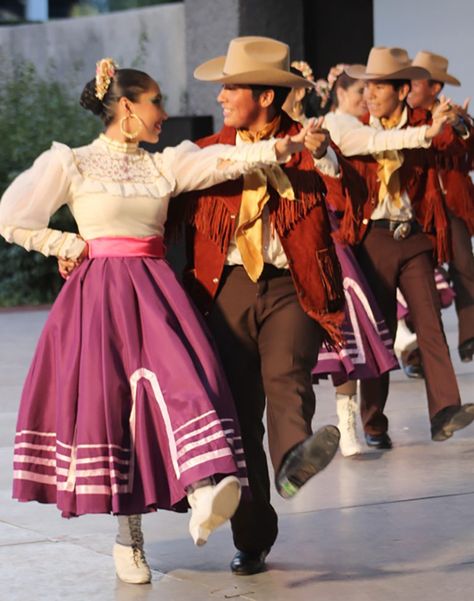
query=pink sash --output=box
[87,236,166,258]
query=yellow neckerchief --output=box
[235,115,296,282]
[373,109,405,208]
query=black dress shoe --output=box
[275,425,340,499]
[459,338,474,363]
[230,549,269,575]
[431,404,474,441]
[365,432,393,449]
[402,362,425,379]
[401,349,425,379]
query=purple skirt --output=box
[13,257,246,517]
[313,241,399,385]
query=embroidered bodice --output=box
[0,134,280,259]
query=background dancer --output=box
[284,59,449,453]
[335,47,474,447]
[406,51,474,366]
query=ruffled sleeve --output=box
[156,139,281,197]
[0,143,86,259]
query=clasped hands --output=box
[430,95,472,136]
[275,117,330,160]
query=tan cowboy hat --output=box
[345,47,430,80]
[411,51,461,86]
[193,36,312,88]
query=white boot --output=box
[187,476,241,546]
[394,318,418,357]
[113,515,151,584]
[336,393,363,457]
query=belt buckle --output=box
[393,221,411,241]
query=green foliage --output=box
[0,60,101,306]
[107,0,181,10]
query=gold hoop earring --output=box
[120,113,142,140]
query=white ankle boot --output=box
[113,544,151,584]
[394,318,418,357]
[187,476,241,546]
[336,393,363,457]
[114,515,151,584]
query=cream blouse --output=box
[0,134,283,260]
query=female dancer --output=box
[0,59,309,583]
[283,62,448,455]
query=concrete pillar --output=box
[184,0,304,129]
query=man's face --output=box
[408,79,439,109]
[364,81,407,119]
[217,84,263,129]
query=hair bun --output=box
[80,79,104,116]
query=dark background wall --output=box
[303,0,373,78]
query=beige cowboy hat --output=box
[411,51,461,86]
[345,47,430,80]
[194,36,312,88]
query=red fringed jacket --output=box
[419,109,474,235]
[166,113,357,347]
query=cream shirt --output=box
[0,135,284,260]
[225,133,340,269]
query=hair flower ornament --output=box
[314,63,349,108]
[95,58,118,101]
[291,60,314,82]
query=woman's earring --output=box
[120,113,142,140]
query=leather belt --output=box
[371,219,421,240]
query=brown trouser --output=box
[207,264,322,553]
[448,214,474,348]
[356,227,461,436]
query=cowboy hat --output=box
[345,47,430,80]
[411,51,461,86]
[194,36,312,88]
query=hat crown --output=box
[366,47,412,75]
[223,36,290,75]
[411,50,460,85]
[412,51,449,73]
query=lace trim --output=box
[74,146,160,185]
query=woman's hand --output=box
[58,239,88,280]
[275,117,331,160]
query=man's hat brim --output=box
[345,64,430,80]
[194,56,312,88]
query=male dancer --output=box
[167,36,352,575]
[409,51,474,362]
[336,47,474,448]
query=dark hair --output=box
[375,79,412,92]
[80,68,155,125]
[249,84,292,111]
[429,79,445,91]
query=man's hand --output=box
[58,242,88,280]
[426,97,451,139]
[302,117,331,159]
[274,117,331,160]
